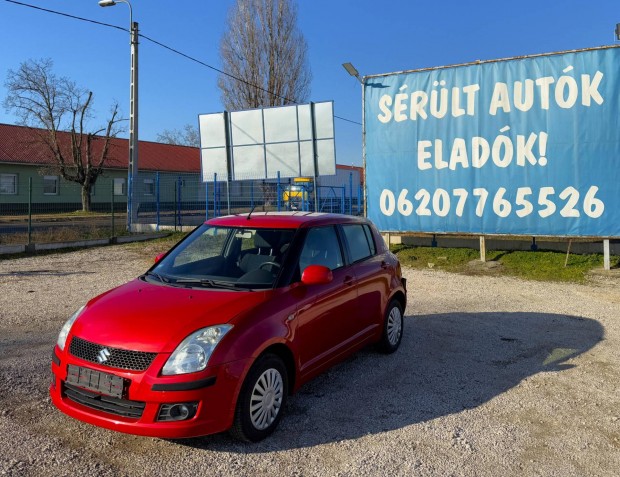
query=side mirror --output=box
[154,253,166,263]
[301,265,333,286]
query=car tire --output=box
[230,353,288,442]
[378,299,404,354]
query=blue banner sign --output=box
[365,46,620,237]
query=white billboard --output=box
[199,101,336,182]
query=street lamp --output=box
[99,0,139,232]
[342,62,362,84]
[342,62,367,215]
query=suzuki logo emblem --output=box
[97,348,111,363]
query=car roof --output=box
[205,212,370,229]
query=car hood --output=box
[69,278,270,353]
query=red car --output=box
[50,213,407,441]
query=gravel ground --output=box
[0,243,619,477]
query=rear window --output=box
[362,225,376,255]
[342,224,376,263]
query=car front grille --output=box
[69,336,157,371]
[63,383,146,419]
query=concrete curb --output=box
[132,223,197,233]
[0,233,169,256]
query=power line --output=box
[139,33,362,126]
[3,0,363,126]
[4,0,126,32]
[139,33,297,102]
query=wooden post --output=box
[604,239,610,271]
[27,177,32,245]
[564,239,572,268]
[479,236,486,262]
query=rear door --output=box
[340,223,389,333]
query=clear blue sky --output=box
[1,0,618,166]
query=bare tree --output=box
[156,124,200,147]
[3,58,123,212]
[218,0,311,110]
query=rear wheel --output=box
[230,354,288,442]
[378,299,403,353]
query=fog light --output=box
[157,402,198,422]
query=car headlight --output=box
[162,325,233,375]
[57,306,85,351]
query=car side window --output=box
[342,224,375,263]
[299,226,344,272]
[362,224,376,255]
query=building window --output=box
[230,181,242,197]
[43,175,59,195]
[114,178,126,196]
[0,174,17,195]
[144,179,155,196]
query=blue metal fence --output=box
[133,171,364,230]
[0,170,364,245]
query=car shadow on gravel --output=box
[180,311,603,452]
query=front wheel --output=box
[378,299,403,353]
[230,354,288,442]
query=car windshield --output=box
[149,225,295,290]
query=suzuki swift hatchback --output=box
[50,213,407,441]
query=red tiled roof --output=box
[0,123,200,173]
[0,123,362,177]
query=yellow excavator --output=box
[282,177,314,211]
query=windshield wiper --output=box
[174,278,242,290]
[145,271,171,283]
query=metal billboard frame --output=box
[199,101,336,183]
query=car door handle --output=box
[381,261,389,269]
[343,276,355,286]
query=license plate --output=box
[66,365,127,399]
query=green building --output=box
[0,123,201,214]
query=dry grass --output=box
[0,225,128,245]
[394,245,620,283]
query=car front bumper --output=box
[49,346,249,439]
